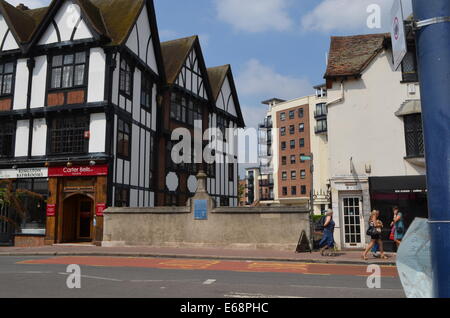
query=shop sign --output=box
[49,165,108,177]
[47,204,56,217]
[96,203,106,217]
[0,168,48,179]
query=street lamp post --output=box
[301,154,314,252]
[412,0,450,298]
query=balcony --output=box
[259,118,273,129]
[315,125,328,134]
[314,109,327,119]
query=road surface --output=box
[0,256,405,298]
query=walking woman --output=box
[319,210,335,256]
[362,210,388,260]
[391,206,405,248]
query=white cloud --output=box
[215,0,293,33]
[301,0,412,33]
[237,59,313,101]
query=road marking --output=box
[224,292,303,299]
[58,272,123,282]
[203,279,216,285]
[289,284,404,292]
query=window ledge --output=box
[404,156,426,167]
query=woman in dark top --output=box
[319,210,335,256]
[362,210,388,260]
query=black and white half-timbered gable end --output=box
[0,0,165,246]
[158,36,213,207]
[207,65,245,207]
[158,36,245,208]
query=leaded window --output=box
[170,92,202,126]
[117,119,131,159]
[51,52,87,89]
[404,114,424,157]
[119,59,132,96]
[0,62,14,96]
[50,116,89,155]
[402,50,419,83]
[0,122,15,158]
[141,75,153,110]
[114,186,130,207]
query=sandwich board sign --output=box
[391,0,408,71]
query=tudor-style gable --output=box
[161,36,212,102]
[208,65,245,128]
[0,0,44,53]
[124,2,158,75]
[35,0,109,46]
[0,14,18,51]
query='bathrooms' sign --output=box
[0,168,48,179]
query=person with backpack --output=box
[319,210,335,256]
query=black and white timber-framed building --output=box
[0,0,244,246]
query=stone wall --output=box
[102,205,310,251]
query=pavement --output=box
[0,245,397,266]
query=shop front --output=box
[45,164,108,246]
[0,168,49,247]
[369,176,428,252]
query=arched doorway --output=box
[62,194,94,243]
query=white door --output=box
[341,196,364,248]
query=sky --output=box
[12,0,413,130]
[9,0,413,176]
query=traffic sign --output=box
[391,0,407,70]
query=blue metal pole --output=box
[412,0,450,298]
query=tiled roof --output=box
[0,0,146,46]
[325,33,389,78]
[207,65,230,101]
[160,36,197,84]
[0,0,46,43]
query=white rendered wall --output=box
[89,113,106,153]
[327,50,425,179]
[30,56,47,109]
[13,59,29,110]
[14,120,29,157]
[31,118,47,156]
[87,48,106,102]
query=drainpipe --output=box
[412,0,450,298]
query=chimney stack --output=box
[16,4,30,11]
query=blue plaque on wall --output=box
[194,200,208,220]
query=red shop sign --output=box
[49,165,108,177]
[96,203,106,217]
[47,204,56,217]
